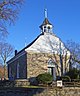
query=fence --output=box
[63,82,80,87]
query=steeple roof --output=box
[40,18,52,29]
[43,18,52,25]
[40,9,53,29]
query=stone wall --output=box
[34,87,80,96]
[27,52,70,79]
[0,79,30,87]
[27,52,48,78]
[8,50,70,80]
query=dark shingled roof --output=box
[40,18,52,29]
[7,33,44,63]
[17,33,44,54]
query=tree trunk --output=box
[59,54,63,76]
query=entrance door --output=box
[48,59,56,81]
[48,67,56,81]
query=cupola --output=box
[40,9,53,33]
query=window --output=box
[48,26,50,29]
[9,67,11,78]
[44,26,47,32]
[44,29,46,32]
[17,63,19,78]
[48,59,55,67]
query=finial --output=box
[44,9,48,18]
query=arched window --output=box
[48,59,55,67]
[44,26,46,32]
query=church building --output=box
[7,10,70,81]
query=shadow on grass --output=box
[0,87,45,96]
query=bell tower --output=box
[40,9,53,33]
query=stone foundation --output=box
[14,79,30,87]
[0,79,30,87]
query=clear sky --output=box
[7,0,80,52]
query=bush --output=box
[66,68,80,79]
[62,76,71,82]
[36,73,53,85]
[29,77,38,85]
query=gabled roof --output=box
[17,33,44,54]
[7,31,70,64]
[7,33,44,63]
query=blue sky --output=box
[7,0,80,51]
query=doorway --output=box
[48,59,56,81]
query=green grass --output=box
[20,85,46,88]
[0,85,46,89]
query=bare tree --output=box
[66,40,80,68]
[0,0,24,36]
[31,33,70,76]
[44,35,70,76]
[0,42,14,78]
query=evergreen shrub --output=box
[66,68,80,79]
[62,76,71,82]
[36,73,53,85]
